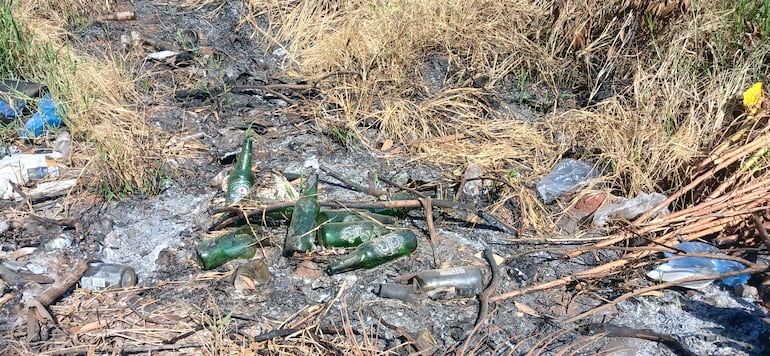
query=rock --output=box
[734,284,758,299]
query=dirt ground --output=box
[2,1,770,355]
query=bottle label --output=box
[340,224,377,244]
[371,233,404,256]
[438,266,466,276]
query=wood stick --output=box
[635,131,770,224]
[419,197,439,268]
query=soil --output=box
[1,1,770,355]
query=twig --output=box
[475,249,500,327]
[42,343,205,355]
[372,311,419,353]
[120,343,204,354]
[419,197,439,267]
[635,130,770,223]
[458,249,501,355]
[564,263,767,324]
[752,213,770,249]
[378,174,427,199]
[585,324,696,356]
[210,199,509,232]
[320,165,388,197]
[476,210,516,235]
[26,259,89,341]
[35,259,89,306]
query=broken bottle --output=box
[325,229,417,275]
[196,226,261,270]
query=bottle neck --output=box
[301,170,319,197]
[234,139,252,172]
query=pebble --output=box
[734,284,758,299]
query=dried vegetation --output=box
[4,0,770,354]
[2,0,165,198]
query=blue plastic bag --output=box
[17,94,64,138]
[0,99,25,118]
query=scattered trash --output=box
[96,11,136,22]
[282,157,320,257]
[647,241,750,289]
[0,98,24,119]
[53,130,71,161]
[376,266,484,301]
[79,263,137,290]
[27,179,78,201]
[462,162,486,197]
[535,158,599,204]
[17,94,65,139]
[593,192,668,227]
[325,229,417,275]
[232,259,272,291]
[0,78,45,98]
[375,283,418,301]
[146,50,179,61]
[414,266,484,299]
[226,138,254,205]
[130,31,142,47]
[0,151,62,200]
[196,226,261,270]
[318,221,389,247]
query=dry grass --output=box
[243,0,768,203]
[4,0,165,197]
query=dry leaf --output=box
[381,139,393,151]
[70,319,109,333]
[514,301,540,317]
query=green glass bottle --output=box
[196,226,262,270]
[282,165,320,257]
[325,229,417,275]
[227,138,255,205]
[317,209,396,225]
[318,221,390,248]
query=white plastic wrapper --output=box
[592,192,668,227]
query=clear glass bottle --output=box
[226,138,255,205]
[80,263,137,290]
[318,221,390,248]
[325,230,417,275]
[282,165,320,257]
[196,226,260,270]
[414,266,484,299]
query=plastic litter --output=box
[535,158,599,204]
[462,162,485,197]
[0,151,62,200]
[18,93,65,139]
[647,241,750,289]
[593,192,668,227]
[147,50,179,61]
[0,99,25,118]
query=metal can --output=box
[80,263,137,290]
